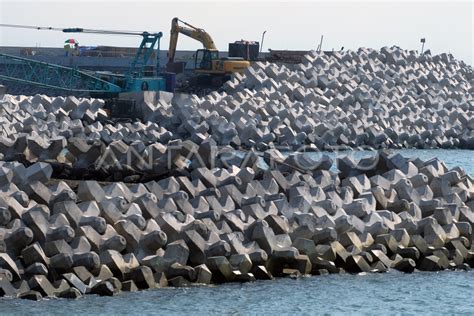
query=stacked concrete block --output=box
[0,48,472,180]
[0,148,472,300]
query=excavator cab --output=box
[195,49,219,71]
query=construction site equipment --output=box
[0,24,175,117]
[65,28,167,94]
[0,24,170,95]
[0,53,122,93]
[166,17,250,81]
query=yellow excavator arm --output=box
[167,17,217,65]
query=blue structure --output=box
[0,29,171,95]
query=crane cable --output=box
[0,23,63,31]
[0,23,160,37]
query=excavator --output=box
[167,17,250,91]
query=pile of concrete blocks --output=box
[216,47,473,150]
[0,48,472,179]
[0,147,473,300]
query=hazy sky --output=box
[0,0,472,64]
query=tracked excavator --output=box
[167,17,250,93]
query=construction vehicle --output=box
[0,24,175,117]
[166,18,250,89]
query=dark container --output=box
[228,41,260,61]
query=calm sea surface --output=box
[1,271,473,315]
